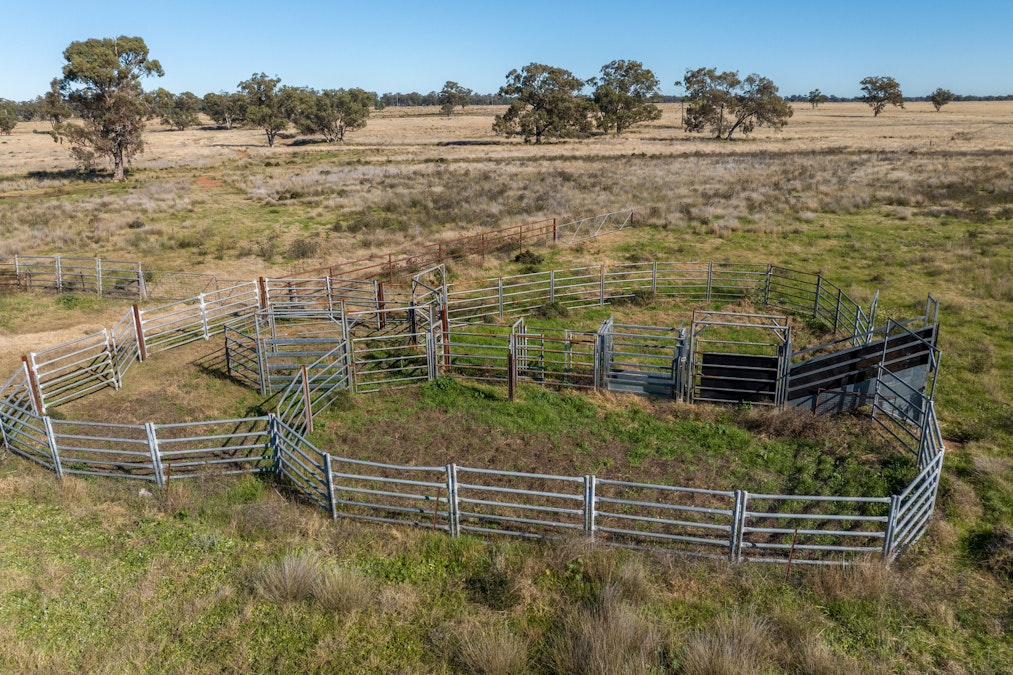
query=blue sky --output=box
[2,1,1011,101]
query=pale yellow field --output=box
[2,101,1011,181]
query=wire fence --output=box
[0,244,945,566]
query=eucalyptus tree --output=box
[681,68,792,139]
[591,59,662,135]
[493,63,593,143]
[438,81,473,116]
[860,76,904,116]
[239,73,288,146]
[51,35,164,180]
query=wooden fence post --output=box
[257,277,268,310]
[132,305,147,362]
[22,356,44,415]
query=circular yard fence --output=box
[0,257,944,566]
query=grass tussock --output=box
[456,621,530,675]
[256,551,321,603]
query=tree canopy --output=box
[592,60,662,135]
[930,87,955,112]
[0,100,17,135]
[493,63,593,143]
[239,73,288,147]
[808,89,828,109]
[681,68,792,139]
[202,91,246,129]
[282,87,373,142]
[860,76,904,116]
[438,82,473,116]
[52,36,163,181]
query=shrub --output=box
[286,237,320,260]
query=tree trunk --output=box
[113,146,125,181]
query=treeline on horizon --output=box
[3,90,1012,121]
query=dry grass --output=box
[547,595,663,675]
[456,621,530,675]
[311,564,373,615]
[255,551,321,603]
[679,612,773,675]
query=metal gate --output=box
[597,319,687,398]
[690,311,790,406]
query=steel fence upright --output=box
[324,453,337,519]
[584,475,596,538]
[145,422,165,486]
[43,416,63,479]
[731,490,748,561]
[882,494,901,559]
[447,463,460,537]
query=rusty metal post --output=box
[377,282,386,330]
[301,364,313,434]
[257,277,268,310]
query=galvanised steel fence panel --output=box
[144,270,226,301]
[264,278,335,313]
[653,262,711,300]
[273,418,331,510]
[603,263,656,299]
[444,280,504,322]
[454,466,588,539]
[555,210,633,243]
[304,342,353,415]
[327,456,452,531]
[514,329,598,390]
[48,419,155,481]
[152,417,273,479]
[709,263,770,302]
[551,266,608,309]
[140,282,259,355]
[31,331,118,412]
[0,398,54,470]
[110,309,141,382]
[604,324,686,397]
[889,447,944,555]
[593,480,737,559]
[199,282,261,333]
[739,493,892,563]
[444,324,512,384]
[3,255,145,298]
[352,332,431,393]
[224,325,265,393]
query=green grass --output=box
[1,463,1009,673]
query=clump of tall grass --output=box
[256,551,320,603]
[312,565,373,614]
[679,612,773,675]
[456,621,530,675]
